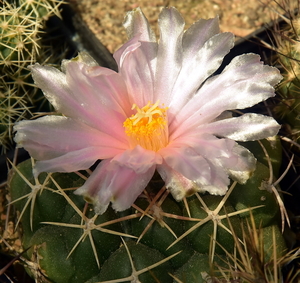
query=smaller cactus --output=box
[17,0,63,20]
[268,4,300,144]
[0,0,64,152]
[0,2,41,67]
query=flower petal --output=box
[33,147,103,177]
[165,133,256,184]
[154,7,185,104]
[157,162,200,201]
[114,7,158,105]
[170,53,282,140]
[114,35,157,106]
[29,63,70,112]
[123,7,156,43]
[170,32,234,114]
[198,113,281,141]
[14,115,126,160]
[61,52,98,72]
[224,144,256,183]
[160,146,210,183]
[159,131,258,196]
[123,6,158,63]
[64,61,130,139]
[113,35,141,69]
[167,133,236,160]
[29,60,130,141]
[182,17,220,59]
[111,145,162,174]
[160,145,230,195]
[75,159,156,214]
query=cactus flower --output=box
[14,8,281,214]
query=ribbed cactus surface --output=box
[8,137,287,282]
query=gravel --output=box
[67,0,296,53]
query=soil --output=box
[67,0,297,54]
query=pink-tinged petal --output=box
[167,133,236,160]
[160,145,230,195]
[123,7,158,73]
[114,35,156,106]
[154,7,185,104]
[13,115,126,160]
[113,35,141,69]
[160,130,263,195]
[166,133,256,184]
[170,53,282,140]
[114,9,162,106]
[75,63,133,118]
[28,63,70,111]
[170,32,234,114]
[111,165,155,212]
[199,54,282,111]
[64,61,130,140]
[198,113,281,142]
[160,146,211,184]
[111,145,162,174]
[29,61,129,141]
[157,163,200,201]
[74,160,111,214]
[33,147,105,177]
[75,159,156,214]
[157,157,229,199]
[224,144,256,183]
[61,52,98,73]
[188,137,256,184]
[123,7,156,43]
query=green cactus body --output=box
[183,195,242,255]
[262,224,287,263]
[173,253,228,283]
[240,137,282,176]
[228,161,280,227]
[8,135,288,283]
[130,197,195,269]
[87,240,174,283]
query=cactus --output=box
[6,137,290,282]
[274,24,300,137]
[4,5,299,282]
[262,4,300,266]
[267,1,300,148]
[0,0,63,152]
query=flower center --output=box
[123,100,168,151]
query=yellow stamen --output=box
[123,100,168,151]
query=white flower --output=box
[14,8,281,214]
